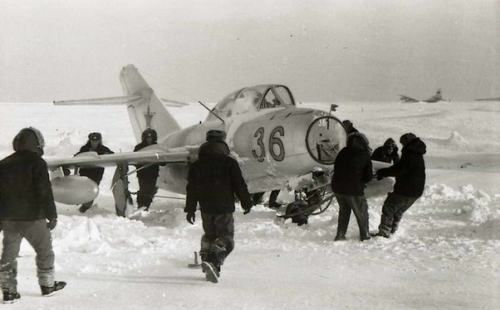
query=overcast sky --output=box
[0,0,498,103]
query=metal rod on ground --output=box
[154,195,186,200]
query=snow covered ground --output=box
[0,99,499,309]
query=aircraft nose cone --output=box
[305,116,346,165]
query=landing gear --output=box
[278,187,334,225]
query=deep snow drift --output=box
[0,100,499,309]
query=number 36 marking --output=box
[252,126,285,162]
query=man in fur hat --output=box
[184,130,252,283]
[0,127,66,303]
[75,132,114,213]
[133,128,161,211]
[373,133,427,238]
[331,132,373,242]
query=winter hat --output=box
[88,132,102,142]
[206,130,227,142]
[13,127,45,156]
[342,120,353,128]
[347,132,369,150]
[400,133,417,146]
[141,128,158,142]
[383,138,397,148]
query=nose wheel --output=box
[277,187,335,225]
[306,116,346,165]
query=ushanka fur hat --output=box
[400,133,417,146]
[13,127,45,156]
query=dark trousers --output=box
[200,213,235,269]
[378,192,419,236]
[334,193,370,241]
[137,176,158,207]
[0,220,55,292]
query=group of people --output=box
[332,121,427,241]
[76,128,252,284]
[0,121,426,299]
[0,127,166,303]
[75,129,162,213]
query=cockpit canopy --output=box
[205,84,296,121]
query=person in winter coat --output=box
[134,129,161,211]
[184,130,253,283]
[371,138,400,164]
[373,133,426,238]
[0,127,66,303]
[342,119,359,135]
[331,132,373,241]
[75,132,114,213]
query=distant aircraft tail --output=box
[54,64,183,143]
[424,89,443,103]
[119,65,181,142]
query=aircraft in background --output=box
[399,89,447,103]
[47,64,391,218]
[475,97,500,101]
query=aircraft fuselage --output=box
[158,106,345,194]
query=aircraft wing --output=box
[54,95,189,108]
[45,146,195,169]
[399,95,419,103]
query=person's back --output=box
[187,140,251,214]
[331,132,373,241]
[331,133,373,196]
[379,134,426,197]
[373,133,427,238]
[0,151,56,221]
[185,130,252,283]
[0,127,65,303]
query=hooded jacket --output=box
[377,137,426,197]
[331,133,373,196]
[0,128,57,221]
[371,138,400,164]
[184,141,252,215]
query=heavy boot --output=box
[2,291,20,304]
[41,281,67,297]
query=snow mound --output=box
[421,183,498,224]
[444,131,467,148]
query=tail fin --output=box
[119,65,181,142]
[424,89,443,102]
[54,64,183,143]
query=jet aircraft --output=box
[48,64,390,217]
[399,89,446,103]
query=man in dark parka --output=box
[184,130,252,283]
[75,132,114,213]
[134,129,161,211]
[331,132,373,241]
[371,138,400,164]
[373,133,426,237]
[0,127,66,303]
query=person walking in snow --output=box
[331,132,373,242]
[373,133,426,238]
[371,138,400,164]
[75,132,114,213]
[184,130,253,283]
[133,128,161,211]
[0,127,66,304]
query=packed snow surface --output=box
[0,100,499,309]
